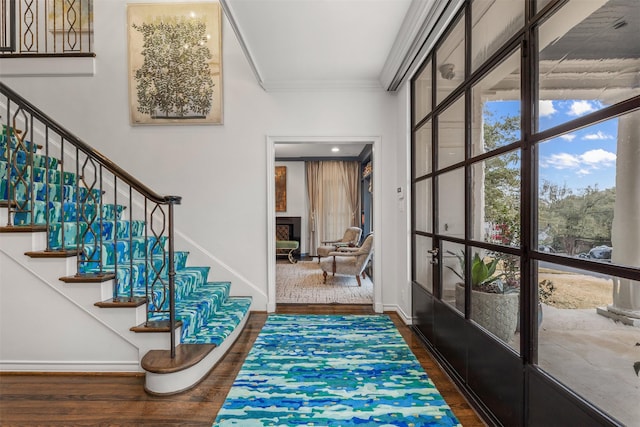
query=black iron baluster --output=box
[128,185,134,301]
[167,200,176,358]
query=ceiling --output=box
[220,0,454,92]
[219,0,457,158]
[275,142,369,160]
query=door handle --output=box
[428,248,439,264]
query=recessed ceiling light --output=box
[331,147,340,152]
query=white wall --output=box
[275,161,308,255]
[1,0,409,315]
[391,83,412,322]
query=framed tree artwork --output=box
[127,2,222,125]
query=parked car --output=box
[538,245,555,253]
[588,245,612,261]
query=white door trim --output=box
[266,135,382,313]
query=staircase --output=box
[0,83,252,395]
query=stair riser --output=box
[12,201,124,226]
[0,179,102,204]
[0,229,48,254]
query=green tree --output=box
[133,17,214,118]
[483,110,521,245]
[483,108,616,255]
[539,181,615,254]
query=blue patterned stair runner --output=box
[1,130,250,348]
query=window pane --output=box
[467,247,521,349]
[536,0,552,13]
[436,13,465,105]
[471,0,524,72]
[471,149,521,246]
[471,49,521,157]
[414,59,433,124]
[537,110,640,270]
[438,168,465,237]
[442,241,465,314]
[437,95,465,169]
[537,0,640,132]
[414,235,434,293]
[537,262,636,426]
[414,120,432,177]
[414,178,432,233]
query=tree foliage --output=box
[538,181,615,254]
[133,17,214,118]
[483,110,520,246]
[482,109,615,254]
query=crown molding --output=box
[219,0,265,90]
[261,79,385,93]
[380,0,464,92]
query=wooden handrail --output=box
[0,82,180,206]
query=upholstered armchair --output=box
[316,227,362,262]
[320,233,373,286]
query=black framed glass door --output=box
[411,0,640,426]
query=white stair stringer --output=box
[144,308,250,395]
[0,230,178,372]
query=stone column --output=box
[601,110,640,325]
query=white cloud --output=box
[539,100,557,117]
[580,149,616,167]
[542,149,616,172]
[568,100,597,116]
[544,153,581,169]
[560,134,576,141]
[584,131,613,140]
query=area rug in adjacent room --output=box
[212,314,461,426]
[276,260,373,304]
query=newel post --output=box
[166,196,181,358]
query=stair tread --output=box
[182,297,252,345]
[130,320,183,333]
[60,273,116,283]
[95,297,146,308]
[0,225,48,233]
[25,249,77,258]
[141,344,216,374]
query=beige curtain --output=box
[306,162,320,255]
[306,160,360,255]
[339,161,360,227]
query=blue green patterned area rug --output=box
[213,314,461,426]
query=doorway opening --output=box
[266,136,382,312]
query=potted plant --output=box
[447,251,520,343]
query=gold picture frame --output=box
[127,2,222,125]
[275,166,287,212]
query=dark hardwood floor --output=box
[0,305,486,426]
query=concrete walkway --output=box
[536,305,639,426]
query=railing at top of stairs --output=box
[0,82,182,357]
[1,0,94,57]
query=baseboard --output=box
[0,360,141,372]
[383,304,413,325]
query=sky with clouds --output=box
[538,99,617,191]
[487,99,618,191]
